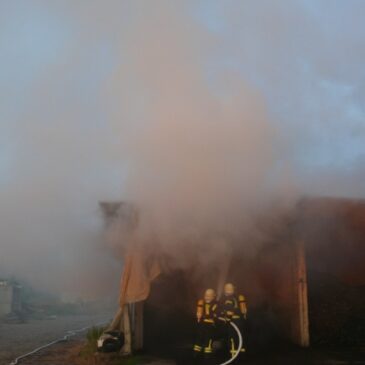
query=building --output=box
[100,197,365,353]
[0,280,22,318]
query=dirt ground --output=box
[7,338,176,365]
[1,315,364,365]
[6,339,364,365]
[175,346,365,365]
[0,313,112,365]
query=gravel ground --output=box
[0,313,112,365]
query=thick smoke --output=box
[0,0,364,297]
[105,2,295,261]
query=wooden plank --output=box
[121,304,132,355]
[134,302,144,350]
[296,241,310,347]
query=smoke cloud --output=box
[0,0,364,297]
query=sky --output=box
[0,0,364,297]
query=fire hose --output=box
[218,321,243,365]
[9,321,109,365]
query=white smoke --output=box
[0,0,364,297]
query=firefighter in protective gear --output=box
[218,283,247,357]
[193,289,218,357]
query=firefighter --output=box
[218,283,247,358]
[193,288,218,358]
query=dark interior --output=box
[143,262,291,362]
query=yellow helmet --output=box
[204,288,216,303]
[224,283,235,296]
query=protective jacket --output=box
[197,299,218,323]
[219,294,246,321]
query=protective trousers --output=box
[227,318,246,357]
[193,322,215,355]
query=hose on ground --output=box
[9,320,109,365]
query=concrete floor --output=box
[172,345,365,365]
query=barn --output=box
[99,197,365,356]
